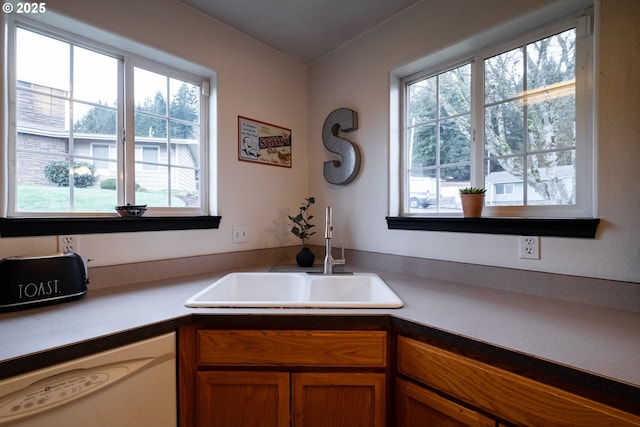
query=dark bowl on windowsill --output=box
[115,205,147,217]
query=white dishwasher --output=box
[0,332,176,427]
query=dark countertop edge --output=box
[0,318,191,376]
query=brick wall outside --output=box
[16,81,69,186]
[17,133,68,186]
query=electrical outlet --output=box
[232,225,249,244]
[519,236,540,260]
[58,235,79,253]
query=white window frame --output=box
[392,9,595,219]
[2,14,212,217]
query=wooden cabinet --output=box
[196,370,385,427]
[197,371,290,427]
[396,378,495,427]
[180,326,638,427]
[292,372,386,427]
[180,328,387,427]
[397,336,640,427]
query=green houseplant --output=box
[459,187,487,218]
[288,197,316,267]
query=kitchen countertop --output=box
[1,266,639,396]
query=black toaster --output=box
[0,252,88,311]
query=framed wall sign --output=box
[238,116,292,168]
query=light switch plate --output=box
[232,225,249,243]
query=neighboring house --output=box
[16,80,198,193]
[409,165,575,209]
[485,166,575,206]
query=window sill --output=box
[386,216,599,238]
[0,216,221,237]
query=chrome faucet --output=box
[323,206,345,274]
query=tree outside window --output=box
[484,29,576,207]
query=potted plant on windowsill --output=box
[288,197,316,267]
[459,187,487,218]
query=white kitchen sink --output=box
[185,272,404,308]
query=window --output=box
[406,62,472,214]
[495,183,514,196]
[7,21,209,216]
[92,144,111,170]
[401,13,593,218]
[141,146,159,171]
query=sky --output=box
[17,27,174,111]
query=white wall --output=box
[2,0,638,284]
[308,0,640,283]
[0,0,310,266]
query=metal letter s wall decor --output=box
[322,108,361,185]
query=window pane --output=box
[527,151,575,205]
[439,166,470,213]
[485,158,524,206]
[407,77,436,124]
[440,116,471,166]
[439,64,471,118]
[485,47,523,104]
[16,82,69,130]
[16,29,69,92]
[136,112,167,138]
[171,166,201,208]
[74,103,117,136]
[73,102,118,193]
[409,124,436,168]
[170,123,200,169]
[133,166,198,207]
[15,29,118,213]
[527,93,576,151]
[133,68,202,208]
[526,30,575,91]
[170,80,199,125]
[73,46,118,107]
[484,28,577,209]
[16,153,71,211]
[405,62,471,214]
[16,153,116,212]
[135,164,169,206]
[135,68,167,113]
[408,174,435,212]
[485,101,524,156]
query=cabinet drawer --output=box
[398,336,640,427]
[199,330,387,367]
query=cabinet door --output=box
[197,371,290,427]
[397,378,495,427]
[292,372,386,427]
[398,336,640,427]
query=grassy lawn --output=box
[17,185,185,212]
